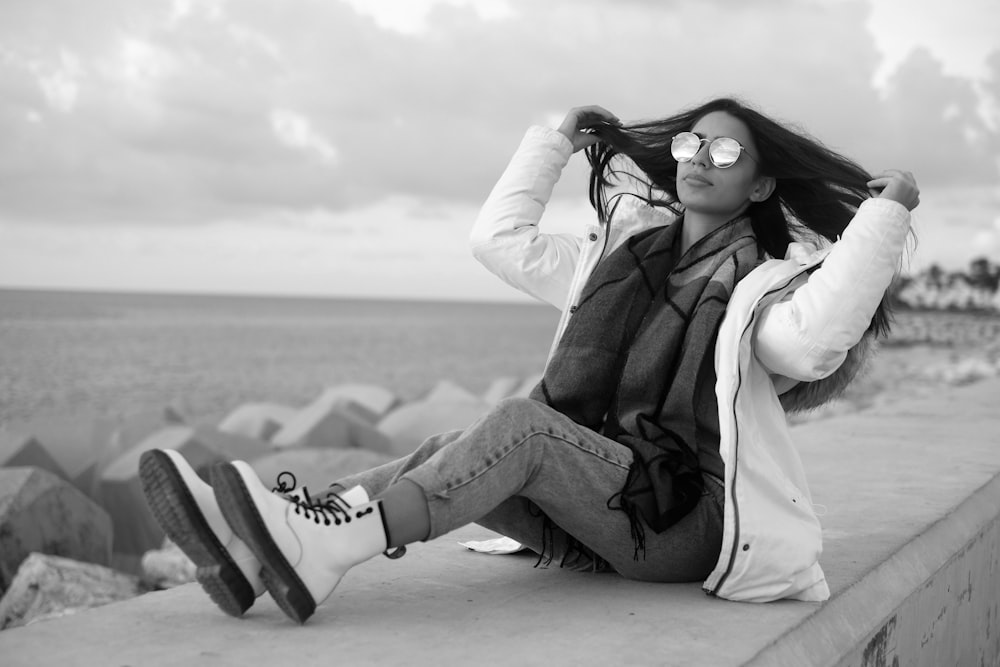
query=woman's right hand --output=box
[557,106,622,153]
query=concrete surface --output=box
[2,378,999,666]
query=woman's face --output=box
[675,111,764,219]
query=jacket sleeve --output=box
[469,125,583,308]
[753,198,911,381]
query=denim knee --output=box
[491,396,547,427]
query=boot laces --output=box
[271,470,406,558]
[271,471,299,495]
[273,473,360,526]
[295,487,357,526]
[271,471,344,524]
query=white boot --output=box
[139,449,369,618]
[211,460,391,624]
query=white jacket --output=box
[470,126,911,602]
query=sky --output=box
[1,0,998,302]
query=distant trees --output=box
[894,257,1000,312]
[968,257,1000,292]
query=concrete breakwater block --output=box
[96,427,224,566]
[218,402,297,441]
[0,468,112,594]
[84,407,187,500]
[377,399,491,456]
[514,373,543,398]
[420,379,482,404]
[111,407,187,456]
[3,413,116,496]
[483,373,543,404]
[271,393,395,454]
[482,377,522,406]
[315,384,400,423]
[250,447,394,494]
[0,434,68,481]
[184,425,271,462]
[0,553,144,630]
[96,424,269,569]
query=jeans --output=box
[333,397,724,583]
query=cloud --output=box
[0,0,996,235]
[338,0,515,34]
[867,0,1000,84]
[31,49,82,113]
[270,109,338,165]
[868,48,1000,185]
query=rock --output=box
[5,412,114,494]
[271,394,395,455]
[85,407,186,500]
[0,552,144,630]
[95,426,225,573]
[0,467,112,594]
[140,539,195,589]
[482,377,523,406]
[187,425,271,462]
[250,448,394,493]
[481,374,543,403]
[377,399,491,456]
[114,407,187,452]
[0,433,68,481]
[420,380,481,404]
[512,373,543,398]
[328,398,381,425]
[315,383,400,422]
[218,402,297,441]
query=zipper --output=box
[707,267,809,596]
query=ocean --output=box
[3,288,998,435]
[0,288,559,431]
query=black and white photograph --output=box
[1,0,998,664]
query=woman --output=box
[140,97,919,624]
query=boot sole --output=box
[211,462,316,624]
[139,450,255,617]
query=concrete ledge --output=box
[751,462,1000,666]
[2,379,999,666]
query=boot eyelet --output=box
[286,484,359,529]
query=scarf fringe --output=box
[529,503,610,572]
[607,463,648,561]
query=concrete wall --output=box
[748,471,1000,667]
[2,378,1000,666]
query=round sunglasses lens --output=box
[671,133,700,162]
[710,138,742,168]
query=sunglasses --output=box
[671,131,756,169]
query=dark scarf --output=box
[530,215,759,552]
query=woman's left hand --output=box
[867,170,920,211]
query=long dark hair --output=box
[585,96,894,336]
